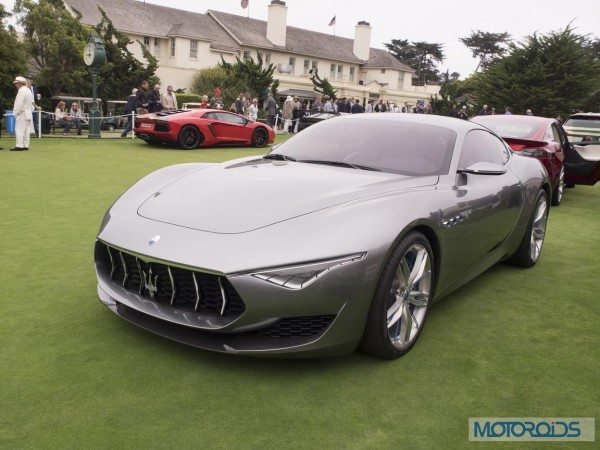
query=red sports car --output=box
[134,109,275,149]
[471,115,569,206]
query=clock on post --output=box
[83,34,106,138]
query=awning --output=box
[276,89,318,99]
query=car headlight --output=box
[251,253,366,290]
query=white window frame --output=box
[330,64,336,79]
[349,67,355,82]
[303,59,310,75]
[170,38,176,57]
[337,65,343,80]
[288,57,295,74]
[190,40,198,59]
[243,50,251,61]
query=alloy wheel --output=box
[529,196,548,261]
[387,244,432,350]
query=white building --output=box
[65,0,439,106]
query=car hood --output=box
[137,158,438,234]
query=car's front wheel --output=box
[361,231,434,359]
[178,125,203,149]
[508,189,549,267]
[551,167,564,206]
[252,128,269,148]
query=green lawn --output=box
[0,136,598,449]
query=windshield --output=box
[471,118,539,139]
[563,117,600,143]
[269,117,457,176]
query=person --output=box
[292,97,301,133]
[490,107,496,115]
[556,115,563,125]
[282,95,294,133]
[478,104,489,116]
[311,97,323,112]
[351,99,362,114]
[248,98,259,122]
[365,99,374,113]
[457,106,469,120]
[374,99,387,112]
[135,80,151,115]
[235,93,246,115]
[148,84,163,113]
[264,92,277,127]
[323,98,336,113]
[526,109,533,116]
[10,76,34,151]
[69,101,83,135]
[199,95,210,109]
[160,85,178,110]
[27,76,41,135]
[54,101,74,135]
[504,107,512,115]
[121,88,138,138]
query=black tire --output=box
[178,125,203,150]
[361,231,434,359]
[508,189,549,268]
[107,124,116,132]
[551,168,564,206]
[251,128,269,148]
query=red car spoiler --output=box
[503,137,548,148]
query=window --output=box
[143,36,150,47]
[349,67,355,82]
[550,124,561,143]
[458,130,510,170]
[303,59,310,75]
[337,65,343,79]
[153,38,160,58]
[215,112,246,125]
[330,64,336,79]
[288,57,295,73]
[397,72,404,90]
[381,69,386,74]
[170,38,176,57]
[264,52,272,66]
[243,50,251,61]
[311,60,318,71]
[190,40,198,59]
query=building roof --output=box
[65,0,413,71]
[65,0,240,52]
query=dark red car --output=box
[471,115,570,205]
[134,109,275,149]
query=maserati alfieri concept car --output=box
[95,114,551,358]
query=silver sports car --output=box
[95,114,550,358]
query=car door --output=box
[209,112,249,143]
[441,130,523,282]
[561,120,600,186]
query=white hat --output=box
[286,96,293,102]
[13,76,27,84]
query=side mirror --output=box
[457,162,506,176]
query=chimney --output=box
[267,0,288,47]
[353,21,372,61]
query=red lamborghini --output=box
[134,109,275,149]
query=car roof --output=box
[336,112,482,133]
[567,113,600,119]
[471,114,555,125]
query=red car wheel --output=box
[252,128,269,148]
[179,125,204,150]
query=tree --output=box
[220,52,279,105]
[93,6,159,102]
[15,0,90,97]
[191,66,245,107]
[450,72,460,81]
[0,4,27,103]
[472,27,600,117]
[310,68,337,99]
[460,30,511,72]
[384,39,445,85]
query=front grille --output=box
[247,315,335,338]
[95,242,245,318]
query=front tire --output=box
[551,167,564,206]
[361,231,434,359]
[107,124,116,132]
[178,125,203,149]
[252,128,269,148]
[508,189,549,267]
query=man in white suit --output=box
[11,76,34,151]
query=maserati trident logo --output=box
[148,235,161,246]
[143,268,159,298]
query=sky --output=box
[2,0,599,78]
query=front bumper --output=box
[95,241,376,357]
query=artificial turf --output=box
[0,135,598,449]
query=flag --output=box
[328,15,336,27]
[241,0,249,9]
